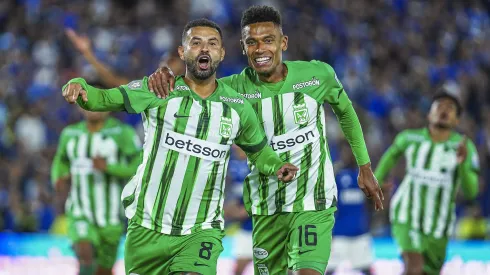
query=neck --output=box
[184,72,217,99]
[87,120,105,132]
[428,124,452,142]
[258,62,287,83]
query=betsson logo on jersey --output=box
[269,126,320,153]
[292,77,320,90]
[161,130,230,161]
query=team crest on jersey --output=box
[293,103,309,125]
[127,80,142,90]
[219,117,233,138]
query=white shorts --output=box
[232,229,254,259]
[327,233,374,270]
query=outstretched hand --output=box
[148,67,176,98]
[62,83,87,104]
[277,163,299,182]
[358,163,384,211]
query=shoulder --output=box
[60,123,84,138]
[217,81,255,114]
[220,68,256,89]
[397,128,425,141]
[288,60,334,73]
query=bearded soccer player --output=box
[51,83,142,275]
[374,84,480,275]
[61,19,298,275]
[147,6,383,275]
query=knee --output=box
[404,261,424,275]
[75,242,94,265]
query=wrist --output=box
[359,162,372,170]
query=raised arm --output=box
[65,29,130,87]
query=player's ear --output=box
[177,46,185,61]
[220,47,225,61]
[240,40,246,55]
[281,35,288,51]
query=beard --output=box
[433,121,452,129]
[185,56,220,80]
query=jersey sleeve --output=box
[234,103,268,153]
[66,77,161,114]
[458,139,480,200]
[234,103,285,176]
[105,126,143,179]
[51,129,71,184]
[309,61,352,113]
[374,131,410,184]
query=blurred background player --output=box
[51,82,142,275]
[326,141,374,275]
[224,145,254,275]
[374,82,480,275]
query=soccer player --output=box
[51,83,142,275]
[61,19,298,275]
[326,141,374,275]
[374,84,480,275]
[147,6,383,275]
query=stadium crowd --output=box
[0,0,489,240]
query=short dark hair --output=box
[241,5,282,29]
[182,18,223,44]
[432,84,463,116]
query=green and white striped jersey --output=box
[68,76,283,235]
[376,128,480,238]
[221,60,367,215]
[51,118,141,227]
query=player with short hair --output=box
[61,18,297,275]
[374,83,480,275]
[147,6,383,275]
[51,82,142,275]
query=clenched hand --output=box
[147,67,176,98]
[277,163,299,183]
[62,83,87,104]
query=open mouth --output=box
[254,56,272,67]
[198,55,211,70]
